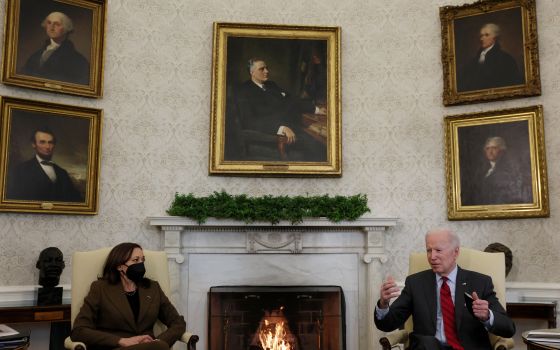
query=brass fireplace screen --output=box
[208,286,345,350]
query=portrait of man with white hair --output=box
[456,22,523,92]
[22,11,90,85]
[461,135,532,206]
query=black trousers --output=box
[410,334,454,350]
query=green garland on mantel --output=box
[167,191,370,225]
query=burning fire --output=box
[258,319,293,350]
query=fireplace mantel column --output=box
[362,225,390,350]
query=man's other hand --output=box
[379,275,400,308]
[283,127,297,144]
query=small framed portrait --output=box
[0,96,102,214]
[445,105,548,220]
[209,22,341,176]
[440,0,540,106]
[1,0,106,98]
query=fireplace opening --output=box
[208,286,346,350]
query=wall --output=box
[0,0,558,291]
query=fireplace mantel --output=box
[148,215,398,350]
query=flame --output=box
[259,319,292,350]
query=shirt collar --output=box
[252,81,265,89]
[437,264,458,284]
[480,43,495,56]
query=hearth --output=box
[208,286,345,350]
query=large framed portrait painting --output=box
[0,97,102,214]
[440,0,540,105]
[209,22,341,176]
[445,105,548,220]
[1,0,106,97]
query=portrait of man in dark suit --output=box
[227,58,327,162]
[458,121,533,207]
[14,0,93,86]
[223,37,328,162]
[453,7,525,93]
[2,105,91,204]
[21,11,90,85]
[6,127,83,202]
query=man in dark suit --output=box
[6,127,83,202]
[22,11,90,85]
[228,58,326,161]
[461,136,532,206]
[375,228,515,350]
[457,23,523,92]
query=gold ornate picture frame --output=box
[440,0,540,106]
[2,0,106,97]
[445,105,548,220]
[209,22,341,176]
[0,96,102,214]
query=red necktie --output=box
[440,277,463,350]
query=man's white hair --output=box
[485,136,507,151]
[426,228,460,249]
[42,12,74,34]
[482,23,501,37]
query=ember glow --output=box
[259,319,293,350]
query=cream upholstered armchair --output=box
[379,247,514,350]
[64,248,198,350]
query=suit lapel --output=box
[423,271,438,330]
[455,266,467,330]
[106,283,136,331]
[137,283,155,328]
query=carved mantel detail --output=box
[149,216,398,263]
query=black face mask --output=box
[125,262,146,283]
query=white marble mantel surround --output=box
[148,216,398,350]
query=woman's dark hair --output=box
[100,242,150,287]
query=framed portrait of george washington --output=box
[445,105,548,220]
[0,96,102,214]
[440,0,540,106]
[209,22,341,177]
[1,0,106,97]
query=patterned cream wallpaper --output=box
[0,0,558,286]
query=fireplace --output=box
[148,216,397,349]
[208,286,345,350]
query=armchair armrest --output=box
[182,332,199,350]
[65,333,199,350]
[379,329,410,350]
[492,336,514,350]
[64,337,86,350]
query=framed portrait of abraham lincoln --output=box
[445,105,548,220]
[440,0,540,106]
[0,96,102,215]
[1,0,106,98]
[209,22,341,176]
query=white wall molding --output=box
[0,284,71,307]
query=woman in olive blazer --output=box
[71,243,186,350]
